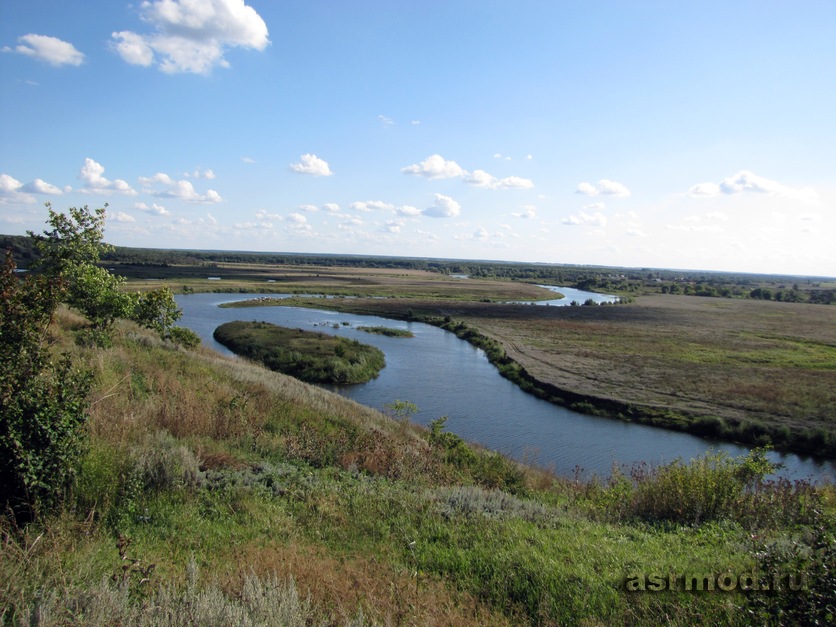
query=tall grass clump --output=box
[11,559,324,627]
[592,449,823,529]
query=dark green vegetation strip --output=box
[356,325,414,337]
[214,320,385,384]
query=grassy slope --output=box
[2,310,832,625]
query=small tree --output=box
[28,204,189,344]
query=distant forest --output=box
[3,233,833,304]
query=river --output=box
[176,291,834,482]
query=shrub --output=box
[0,251,92,521]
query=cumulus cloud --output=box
[111,0,269,75]
[4,34,84,67]
[349,200,393,212]
[134,202,170,216]
[575,179,631,197]
[562,211,608,227]
[511,205,536,219]
[21,178,64,195]
[78,158,137,195]
[286,213,307,225]
[396,205,422,217]
[107,211,136,223]
[402,154,533,189]
[381,220,402,233]
[423,193,461,218]
[402,154,466,179]
[290,154,332,176]
[688,170,818,201]
[0,174,35,204]
[186,168,215,179]
[322,202,341,212]
[141,170,221,203]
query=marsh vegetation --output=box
[213,320,386,384]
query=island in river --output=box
[213,320,386,384]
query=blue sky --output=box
[1,1,834,276]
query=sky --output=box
[1,1,834,277]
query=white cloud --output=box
[287,213,307,225]
[299,204,319,212]
[403,154,533,189]
[402,154,466,179]
[562,211,608,227]
[290,154,332,176]
[134,202,170,216]
[688,170,818,201]
[140,172,176,186]
[396,205,422,217]
[576,179,630,197]
[423,193,461,218]
[4,34,84,67]
[186,168,215,179]
[111,0,269,75]
[108,211,136,223]
[142,171,221,203]
[511,205,536,219]
[0,173,35,204]
[464,170,534,190]
[349,200,393,212]
[241,156,256,164]
[78,158,137,195]
[378,114,395,127]
[322,202,341,212]
[626,228,646,237]
[381,220,402,233]
[18,178,64,195]
[575,182,598,196]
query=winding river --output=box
[176,291,834,482]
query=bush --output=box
[0,251,92,521]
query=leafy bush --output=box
[0,251,92,521]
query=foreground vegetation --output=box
[3,210,834,624]
[214,321,386,384]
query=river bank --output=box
[223,293,836,461]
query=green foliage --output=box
[384,399,418,420]
[214,321,385,384]
[0,251,92,520]
[28,204,185,343]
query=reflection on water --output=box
[176,292,834,482]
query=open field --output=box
[113,261,557,301]
[239,293,836,458]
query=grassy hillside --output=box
[2,309,833,625]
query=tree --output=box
[28,204,190,344]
